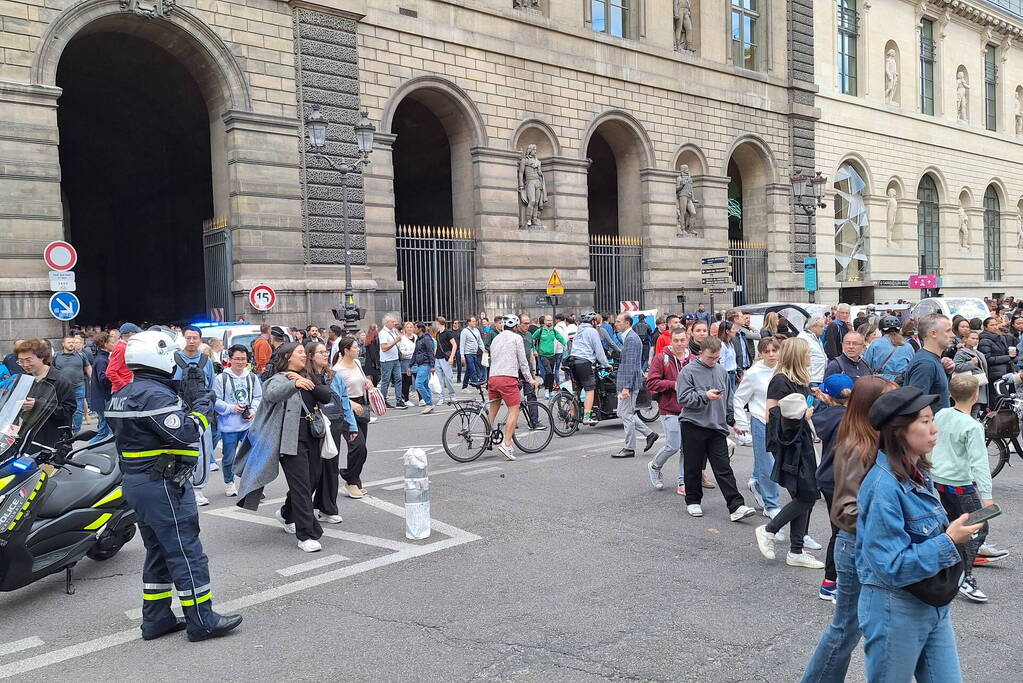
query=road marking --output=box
[207,507,417,551]
[531,455,564,463]
[459,466,502,476]
[0,638,43,657]
[276,554,349,577]
[372,444,443,453]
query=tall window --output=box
[837,0,859,95]
[984,45,998,131]
[833,164,868,282]
[592,0,630,38]
[984,186,1001,280]
[731,0,760,70]
[919,18,935,115]
[916,176,940,275]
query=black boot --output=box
[644,432,660,452]
[188,614,243,642]
[142,617,187,641]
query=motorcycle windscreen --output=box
[0,375,55,464]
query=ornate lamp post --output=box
[790,169,828,303]
[305,106,376,334]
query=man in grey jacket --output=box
[676,336,756,521]
[613,313,657,458]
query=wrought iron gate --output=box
[202,216,233,320]
[397,225,477,322]
[589,235,644,313]
[729,240,768,307]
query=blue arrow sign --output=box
[49,292,80,321]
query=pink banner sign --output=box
[908,274,937,289]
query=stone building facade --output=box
[813,0,1023,303]
[1,0,820,344]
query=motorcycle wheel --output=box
[87,524,137,562]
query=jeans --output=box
[859,585,961,682]
[72,384,86,433]
[680,422,744,511]
[462,354,483,388]
[88,407,113,443]
[750,417,781,511]
[651,414,684,485]
[800,530,862,683]
[219,430,247,484]
[414,365,433,406]
[616,391,652,450]
[379,359,405,406]
[435,358,457,400]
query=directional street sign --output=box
[702,277,732,285]
[48,270,76,292]
[700,266,728,275]
[706,288,733,295]
[700,256,728,265]
[49,292,80,321]
[546,269,564,296]
[248,284,277,311]
[535,294,549,306]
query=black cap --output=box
[868,387,940,430]
[270,325,288,340]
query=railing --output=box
[729,240,768,307]
[202,216,233,320]
[588,234,643,314]
[397,225,477,323]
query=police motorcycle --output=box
[0,374,136,594]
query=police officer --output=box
[107,328,242,642]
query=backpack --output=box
[174,352,210,409]
[221,371,255,410]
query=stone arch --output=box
[834,153,873,195]
[582,110,655,240]
[957,187,975,207]
[672,143,708,176]
[984,177,1009,205]
[721,134,778,185]
[34,0,250,113]
[381,75,488,148]
[917,168,948,204]
[884,40,901,105]
[580,110,655,169]
[723,135,778,244]
[511,118,561,158]
[885,175,906,198]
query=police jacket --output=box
[107,374,209,475]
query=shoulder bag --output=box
[904,533,966,607]
[300,401,327,439]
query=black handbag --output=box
[904,536,966,607]
[985,409,1020,439]
[301,403,326,439]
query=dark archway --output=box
[586,132,619,237]
[392,98,453,227]
[57,31,213,325]
[727,159,743,242]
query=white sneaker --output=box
[194,491,209,507]
[275,509,296,534]
[803,535,823,551]
[736,434,753,446]
[369,415,378,424]
[421,405,434,415]
[729,505,756,522]
[497,443,516,461]
[725,438,736,459]
[687,504,703,517]
[755,525,776,560]
[407,399,419,407]
[297,538,322,553]
[315,510,343,524]
[776,527,787,543]
[209,461,220,472]
[747,478,766,511]
[648,462,664,490]
[764,507,781,519]
[225,482,238,497]
[786,552,825,569]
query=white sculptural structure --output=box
[884,49,899,104]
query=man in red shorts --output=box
[487,314,539,460]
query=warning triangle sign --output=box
[547,270,563,288]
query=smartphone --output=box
[708,389,722,396]
[964,504,1002,526]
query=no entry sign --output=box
[43,240,77,271]
[249,284,277,311]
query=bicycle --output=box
[549,360,658,437]
[984,393,1023,477]
[441,380,554,462]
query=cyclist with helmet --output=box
[486,314,539,460]
[567,312,611,426]
[106,328,242,643]
[863,315,914,384]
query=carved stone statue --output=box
[1017,210,1023,250]
[958,205,970,248]
[518,144,547,228]
[674,0,693,52]
[956,72,970,122]
[884,49,899,104]
[676,165,700,237]
[885,188,899,246]
[1016,92,1023,136]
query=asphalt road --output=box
[2,396,1021,682]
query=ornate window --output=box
[833,164,869,282]
[984,186,1001,280]
[837,0,858,95]
[916,176,940,275]
[731,0,760,70]
[592,0,630,38]
[919,18,935,115]
[985,45,998,131]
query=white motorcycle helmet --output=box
[125,328,184,377]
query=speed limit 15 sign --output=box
[248,285,276,312]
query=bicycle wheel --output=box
[549,391,580,437]
[637,398,660,423]
[442,406,491,463]
[513,401,555,453]
[987,437,1008,478]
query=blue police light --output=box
[11,459,31,471]
[191,321,250,328]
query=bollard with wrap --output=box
[403,447,431,539]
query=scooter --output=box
[0,375,137,595]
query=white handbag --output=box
[320,413,339,459]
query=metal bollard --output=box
[403,447,431,540]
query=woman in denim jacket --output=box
[856,387,982,682]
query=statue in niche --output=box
[674,0,694,52]
[958,205,971,248]
[956,71,970,122]
[1017,210,1023,250]
[518,144,548,229]
[676,165,700,237]
[1015,92,1023,136]
[885,188,899,246]
[884,49,899,104]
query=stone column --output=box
[362,131,402,320]
[540,156,593,310]
[640,167,684,311]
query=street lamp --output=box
[790,169,828,304]
[305,105,376,334]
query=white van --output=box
[910,297,989,322]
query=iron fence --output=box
[202,216,233,320]
[729,240,768,307]
[589,234,644,313]
[397,225,477,323]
